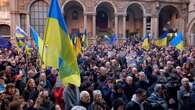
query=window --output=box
[20,14,26,31]
[30,1,48,37]
[72,10,78,20]
[0,24,10,35]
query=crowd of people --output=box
[0,37,195,110]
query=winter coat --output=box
[177,86,192,110]
[64,85,80,110]
[147,93,167,110]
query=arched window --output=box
[0,24,10,36]
[30,1,48,37]
[72,10,79,20]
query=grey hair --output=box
[181,78,189,84]
[80,91,89,99]
[93,90,102,99]
[138,71,145,76]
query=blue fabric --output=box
[0,37,12,48]
[170,32,183,46]
[143,34,149,40]
[106,34,117,45]
[0,84,5,93]
[76,30,80,37]
[48,0,68,33]
[160,31,168,39]
[30,27,39,48]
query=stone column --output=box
[151,16,158,39]
[143,16,146,36]
[92,14,96,37]
[26,14,30,35]
[115,15,118,35]
[84,14,87,31]
[10,0,19,44]
[123,15,126,39]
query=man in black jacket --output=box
[125,88,147,110]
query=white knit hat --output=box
[71,106,86,110]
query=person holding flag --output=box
[15,26,32,56]
[42,0,81,109]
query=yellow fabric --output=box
[142,38,149,51]
[154,37,167,47]
[176,41,184,51]
[75,37,81,56]
[43,18,80,87]
[38,37,44,58]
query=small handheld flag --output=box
[15,26,28,39]
[142,34,150,51]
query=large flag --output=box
[30,26,44,56]
[154,31,168,47]
[169,32,184,51]
[75,37,81,56]
[15,26,28,39]
[43,0,80,87]
[142,34,149,51]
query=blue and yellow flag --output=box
[169,32,184,51]
[43,0,80,87]
[25,43,31,56]
[75,37,81,56]
[142,34,150,51]
[30,26,44,56]
[154,31,168,47]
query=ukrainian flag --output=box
[169,32,184,51]
[30,26,44,56]
[25,44,31,56]
[43,0,80,87]
[154,31,168,47]
[75,37,81,56]
[142,34,150,51]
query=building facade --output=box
[0,0,192,45]
[0,0,10,38]
[187,0,195,46]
